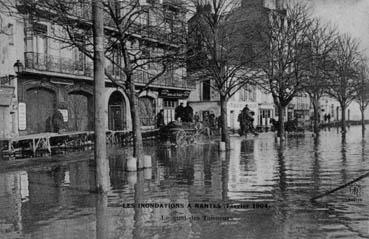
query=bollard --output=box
[219,152,226,161]
[144,155,152,168]
[219,141,226,151]
[144,168,152,180]
[127,157,137,172]
[127,172,137,185]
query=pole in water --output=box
[219,141,226,151]
[93,0,110,192]
[310,171,369,202]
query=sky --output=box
[305,0,369,57]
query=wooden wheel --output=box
[175,129,187,146]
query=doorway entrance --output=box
[108,91,126,130]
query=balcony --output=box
[133,70,195,90]
[24,52,93,78]
[104,19,185,46]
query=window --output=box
[202,80,211,101]
[163,99,177,124]
[239,88,250,101]
[33,23,48,55]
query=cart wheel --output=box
[191,134,199,144]
[176,130,187,146]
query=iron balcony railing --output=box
[104,19,185,45]
[24,52,93,77]
[25,52,194,89]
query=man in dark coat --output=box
[52,109,65,133]
[156,109,165,128]
[175,103,184,121]
[183,103,194,122]
[239,105,258,136]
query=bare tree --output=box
[354,59,369,131]
[187,0,261,149]
[256,3,313,139]
[325,34,362,133]
[303,20,337,134]
[17,0,187,166]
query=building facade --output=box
[188,80,260,129]
[0,0,192,139]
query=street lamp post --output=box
[13,60,24,76]
[13,60,24,101]
[13,60,24,133]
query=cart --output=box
[159,122,210,146]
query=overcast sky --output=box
[305,0,369,57]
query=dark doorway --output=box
[108,91,126,130]
[68,91,93,132]
[25,87,56,134]
[138,96,156,126]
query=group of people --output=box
[238,105,258,136]
[202,111,221,135]
[175,103,194,122]
[155,102,195,129]
[157,103,258,137]
[323,113,331,123]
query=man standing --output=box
[183,103,194,122]
[156,109,165,128]
[175,103,184,121]
[52,109,65,133]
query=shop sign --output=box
[159,89,191,99]
[18,102,26,130]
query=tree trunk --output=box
[278,105,285,141]
[340,104,346,133]
[92,0,110,193]
[312,97,320,134]
[220,95,230,149]
[361,106,365,131]
[133,171,145,238]
[128,76,144,168]
[96,194,109,238]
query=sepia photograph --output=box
[0,0,368,238]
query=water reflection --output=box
[0,127,369,238]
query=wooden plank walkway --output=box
[1,129,159,159]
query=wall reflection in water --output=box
[0,127,369,238]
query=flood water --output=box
[0,126,369,239]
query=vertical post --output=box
[93,0,110,193]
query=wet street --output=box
[0,126,369,239]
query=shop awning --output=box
[0,86,15,107]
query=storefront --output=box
[258,107,274,128]
[17,75,94,135]
[159,89,191,124]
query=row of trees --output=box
[2,0,369,155]
[188,0,369,146]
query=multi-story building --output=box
[186,0,285,130]
[0,0,192,139]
